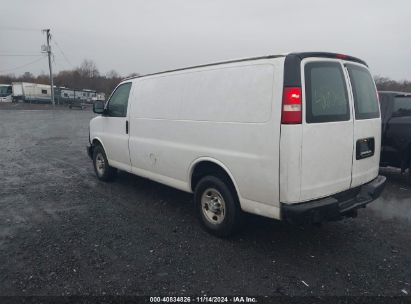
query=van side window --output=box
[106,82,132,117]
[304,62,350,123]
[346,64,380,120]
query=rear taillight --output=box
[281,87,302,124]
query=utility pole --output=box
[42,29,55,106]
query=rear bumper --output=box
[281,175,386,225]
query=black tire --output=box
[92,145,117,181]
[194,175,243,237]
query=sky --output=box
[0,0,410,80]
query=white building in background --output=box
[11,82,106,104]
[12,82,52,103]
[59,88,105,103]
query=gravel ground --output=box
[0,104,410,297]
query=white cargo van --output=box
[87,52,386,236]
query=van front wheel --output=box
[194,176,243,237]
[92,145,117,182]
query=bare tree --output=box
[106,70,120,79]
[77,59,100,78]
[126,72,140,78]
[374,75,411,92]
[21,72,34,82]
[0,59,144,96]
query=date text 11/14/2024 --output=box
[150,296,257,303]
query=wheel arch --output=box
[91,137,107,154]
[188,158,241,201]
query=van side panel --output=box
[135,65,273,122]
[128,59,284,218]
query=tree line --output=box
[0,59,139,97]
[374,76,411,92]
[1,60,410,95]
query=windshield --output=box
[0,85,12,97]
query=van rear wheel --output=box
[194,176,243,237]
[92,145,117,181]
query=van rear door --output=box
[345,63,381,187]
[300,59,354,201]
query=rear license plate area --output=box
[356,137,375,160]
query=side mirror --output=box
[93,101,105,114]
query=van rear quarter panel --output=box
[128,58,285,218]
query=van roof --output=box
[123,52,367,81]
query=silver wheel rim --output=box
[201,188,226,225]
[95,153,105,177]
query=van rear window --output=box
[346,64,380,119]
[304,62,350,123]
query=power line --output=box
[52,53,71,70]
[0,55,47,73]
[0,54,43,57]
[52,35,74,68]
[52,53,67,72]
[0,50,42,54]
[0,26,41,32]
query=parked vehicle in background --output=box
[379,91,411,182]
[59,87,102,104]
[12,82,52,103]
[0,84,12,102]
[10,82,105,105]
[87,52,386,237]
[95,92,106,102]
[11,82,23,102]
[68,99,86,110]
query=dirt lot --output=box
[0,104,410,296]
